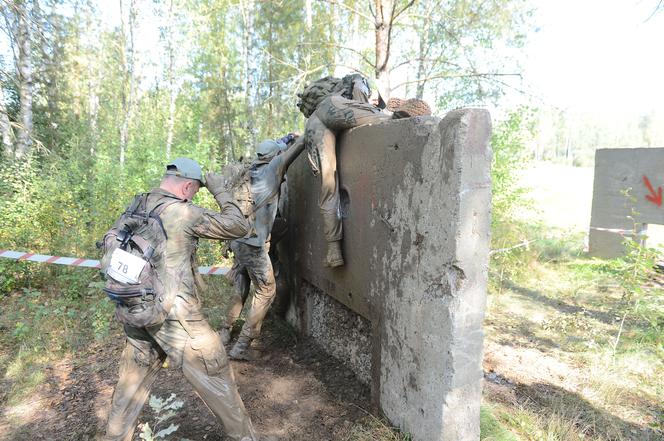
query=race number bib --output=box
[107,248,147,284]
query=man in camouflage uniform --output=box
[299,75,430,267]
[221,135,305,360]
[104,158,257,441]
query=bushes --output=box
[489,107,538,284]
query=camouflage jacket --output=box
[114,188,249,320]
[236,138,305,248]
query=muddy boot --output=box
[324,240,344,267]
[219,327,231,346]
[392,98,432,119]
[229,336,260,361]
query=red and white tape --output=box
[0,249,229,276]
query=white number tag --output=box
[107,248,147,284]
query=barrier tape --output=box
[589,226,645,235]
[0,249,229,276]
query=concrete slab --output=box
[281,108,492,441]
[589,147,664,258]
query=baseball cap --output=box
[165,157,205,185]
[256,140,287,158]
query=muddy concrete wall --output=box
[281,109,492,441]
[589,148,664,258]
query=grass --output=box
[0,266,236,407]
[0,272,116,406]
[2,161,663,440]
[343,414,412,441]
[485,229,664,440]
[481,405,519,441]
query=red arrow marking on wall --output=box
[643,175,662,207]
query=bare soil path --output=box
[0,319,371,441]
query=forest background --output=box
[1,0,663,262]
[1,0,663,440]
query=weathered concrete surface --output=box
[281,109,492,441]
[589,148,664,258]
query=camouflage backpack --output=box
[99,193,181,328]
[226,161,280,236]
[221,160,255,218]
[296,74,368,118]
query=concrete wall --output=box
[281,108,492,441]
[589,148,664,258]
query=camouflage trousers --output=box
[104,316,256,441]
[305,95,390,242]
[225,240,276,341]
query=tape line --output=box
[589,226,646,235]
[0,249,229,276]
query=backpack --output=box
[99,193,181,328]
[226,161,255,217]
[224,160,280,230]
[296,74,368,118]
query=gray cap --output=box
[165,157,205,184]
[256,139,287,158]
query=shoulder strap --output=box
[248,187,280,216]
[146,197,183,241]
[124,193,147,217]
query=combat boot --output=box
[324,240,344,267]
[229,336,260,361]
[219,327,231,346]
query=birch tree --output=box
[240,0,256,157]
[0,84,12,154]
[162,0,176,160]
[14,0,34,158]
[119,0,137,167]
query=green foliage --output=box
[489,107,539,285]
[480,405,518,441]
[491,107,536,222]
[0,277,117,404]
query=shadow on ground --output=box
[485,375,663,440]
[0,318,370,441]
[502,279,619,326]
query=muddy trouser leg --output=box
[311,97,391,242]
[225,261,250,329]
[237,244,276,341]
[181,320,257,441]
[305,114,342,242]
[104,327,166,441]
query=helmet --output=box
[165,157,205,185]
[256,139,287,158]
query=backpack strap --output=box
[146,196,183,241]
[124,193,147,217]
[249,188,279,216]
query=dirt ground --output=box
[0,319,372,441]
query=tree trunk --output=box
[0,86,13,155]
[15,0,34,159]
[415,14,431,99]
[165,0,175,160]
[119,0,136,168]
[88,65,99,156]
[240,0,255,158]
[266,17,273,136]
[374,0,393,100]
[305,0,313,31]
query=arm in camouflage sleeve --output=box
[187,195,249,240]
[275,136,305,180]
